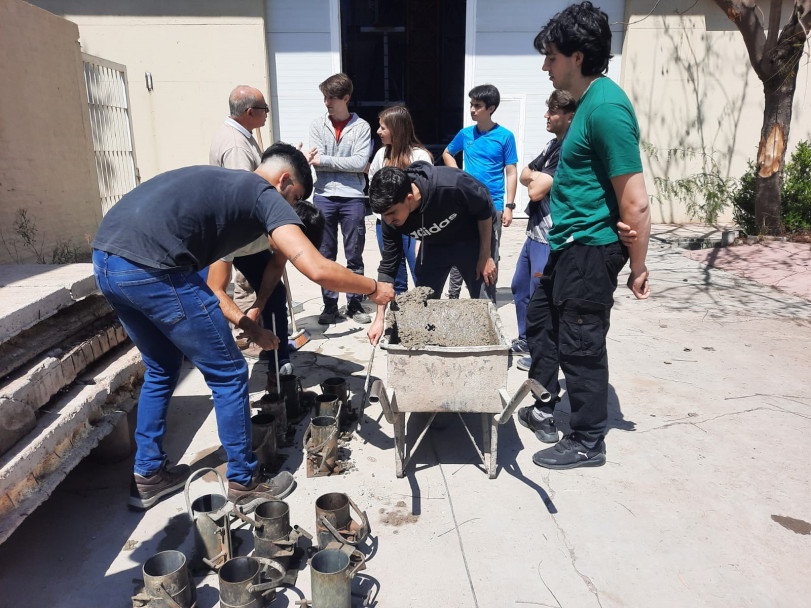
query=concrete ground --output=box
[1,222,810,607]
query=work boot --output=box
[318,303,339,325]
[228,471,296,506]
[129,461,191,510]
[342,301,371,324]
[532,435,606,470]
[517,406,559,444]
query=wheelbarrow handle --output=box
[368,379,395,424]
[494,378,552,424]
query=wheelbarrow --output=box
[369,301,551,478]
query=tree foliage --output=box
[712,0,811,234]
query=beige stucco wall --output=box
[0,0,102,265]
[30,0,272,182]
[622,0,811,224]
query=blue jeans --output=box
[232,250,289,364]
[92,250,257,484]
[375,219,416,294]
[510,238,551,340]
[314,195,366,306]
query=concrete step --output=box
[0,343,144,545]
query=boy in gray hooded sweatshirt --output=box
[308,73,373,324]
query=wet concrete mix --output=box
[384,287,498,348]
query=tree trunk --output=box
[713,0,811,235]
[754,85,793,234]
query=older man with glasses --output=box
[208,85,297,376]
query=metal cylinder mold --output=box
[279,373,304,420]
[315,393,340,419]
[218,556,285,608]
[184,468,232,572]
[310,547,365,608]
[303,416,338,477]
[135,550,195,608]
[320,377,351,428]
[250,413,277,473]
[314,492,370,549]
[259,391,287,445]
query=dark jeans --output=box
[232,250,289,363]
[416,239,487,299]
[314,194,366,307]
[525,241,628,447]
[92,250,256,484]
[447,211,500,302]
[375,219,416,294]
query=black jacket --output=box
[377,161,495,283]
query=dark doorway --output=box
[340,0,466,161]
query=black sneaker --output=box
[516,356,531,371]
[227,471,296,505]
[318,304,339,325]
[532,435,606,470]
[517,406,559,443]
[343,301,371,324]
[129,461,191,509]
[510,338,529,353]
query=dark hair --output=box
[294,200,325,250]
[319,73,353,99]
[533,1,613,76]
[378,105,433,170]
[468,84,500,111]
[369,167,413,214]
[261,142,314,200]
[548,89,577,113]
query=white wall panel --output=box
[266,0,336,162]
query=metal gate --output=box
[81,54,139,214]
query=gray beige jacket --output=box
[309,113,371,198]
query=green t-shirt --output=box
[548,77,643,250]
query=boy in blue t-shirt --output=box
[442,84,518,301]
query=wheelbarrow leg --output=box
[394,412,406,478]
[488,414,498,479]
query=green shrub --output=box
[781,141,811,233]
[730,161,757,236]
[730,140,811,236]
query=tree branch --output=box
[765,0,782,52]
[713,0,768,78]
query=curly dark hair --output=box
[533,1,613,77]
[369,167,413,214]
[294,200,325,250]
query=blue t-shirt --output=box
[446,124,518,211]
[92,166,302,270]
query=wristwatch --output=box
[505,203,516,209]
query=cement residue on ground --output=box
[385,287,499,348]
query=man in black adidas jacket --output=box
[366,161,497,344]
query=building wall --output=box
[467,0,626,210]
[0,0,101,264]
[30,0,272,182]
[623,0,811,224]
[265,0,339,149]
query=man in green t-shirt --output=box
[518,1,651,470]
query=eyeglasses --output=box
[252,105,269,112]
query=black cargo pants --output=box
[525,241,628,447]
